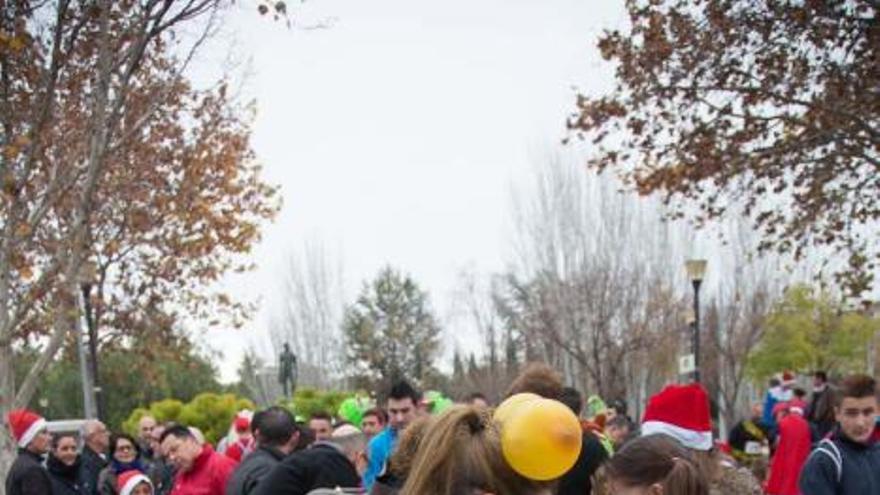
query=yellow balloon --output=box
[493,393,542,425]
[501,398,583,481]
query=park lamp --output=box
[685,259,708,285]
[684,259,707,383]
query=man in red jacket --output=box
[161,424,238,495]
[766,401,812,495]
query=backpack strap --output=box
[812,438,843,484]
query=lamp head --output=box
[685,259,707,283]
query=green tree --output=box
[124,393,254,445]
[342,267,441,388]
[17,334,223,431]
[747,285,873,380]
[281,388,351,421]
[569,1,880,296]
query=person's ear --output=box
[649,483,664,495]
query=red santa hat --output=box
[6,409,47,449]
[772,401,790,419]
[788,398,808,416]
[118,470,152,495]
[234,414,250,433]
[641,383,713,451]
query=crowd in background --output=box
[5,364,880,495]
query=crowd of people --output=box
[5,364,880,495]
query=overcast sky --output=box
[198,0,628,382]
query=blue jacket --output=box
[363,427,397,491]
[799,429,880,495]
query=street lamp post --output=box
[77,261,98,419]
[685,260,707,383]
[79,260,103,420]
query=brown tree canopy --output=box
[2,1,279,345]
[0,0,281,426]
[569,0,879,296]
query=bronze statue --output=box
[278,343,298,399]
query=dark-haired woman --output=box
[98,433,150,495]
[605,434,707,495]
[48,433,82,495]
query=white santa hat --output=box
[641,383,713,451]
[6,409,47,449]
[118,470,153,495]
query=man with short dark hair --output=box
[363,380,421,491]
[807,370,835,437]
[79,419,110,495]
[799,374,880,494]
[559,386,584,416]
[252,425,365,495]
[161,424,238,495]
[308,411,333,443]
[605,415,634,450]
[360,408,386,440]
[227,407,301,495]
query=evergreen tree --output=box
[342,267,441,388]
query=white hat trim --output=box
[120,473,152,495]
[641,420,713,451]
[18,417,46,448]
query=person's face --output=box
[388,397,417,431]
[237,429,253,441]
[361,415,383,437]
[836,396,878,444]
[150,427,165,458]
[138,417,156,442]
[88,421,110,452]
[27,428,52,456]
[309,419,332,442]
[131,481,153,495]
[54,436,78,466]
[114,437,137,463]
[750,403,763,419]
[609,480,663,495]
[814,376,826,388]
[161,435,201,472]
[606,425,630,445]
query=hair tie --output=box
[465,412,485,434]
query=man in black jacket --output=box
[4,408,52,495]
[227,406,303,495]
[799,374,880,494]
[556,386,609,495]
[253,425,366,495]
[78,419,110,495]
